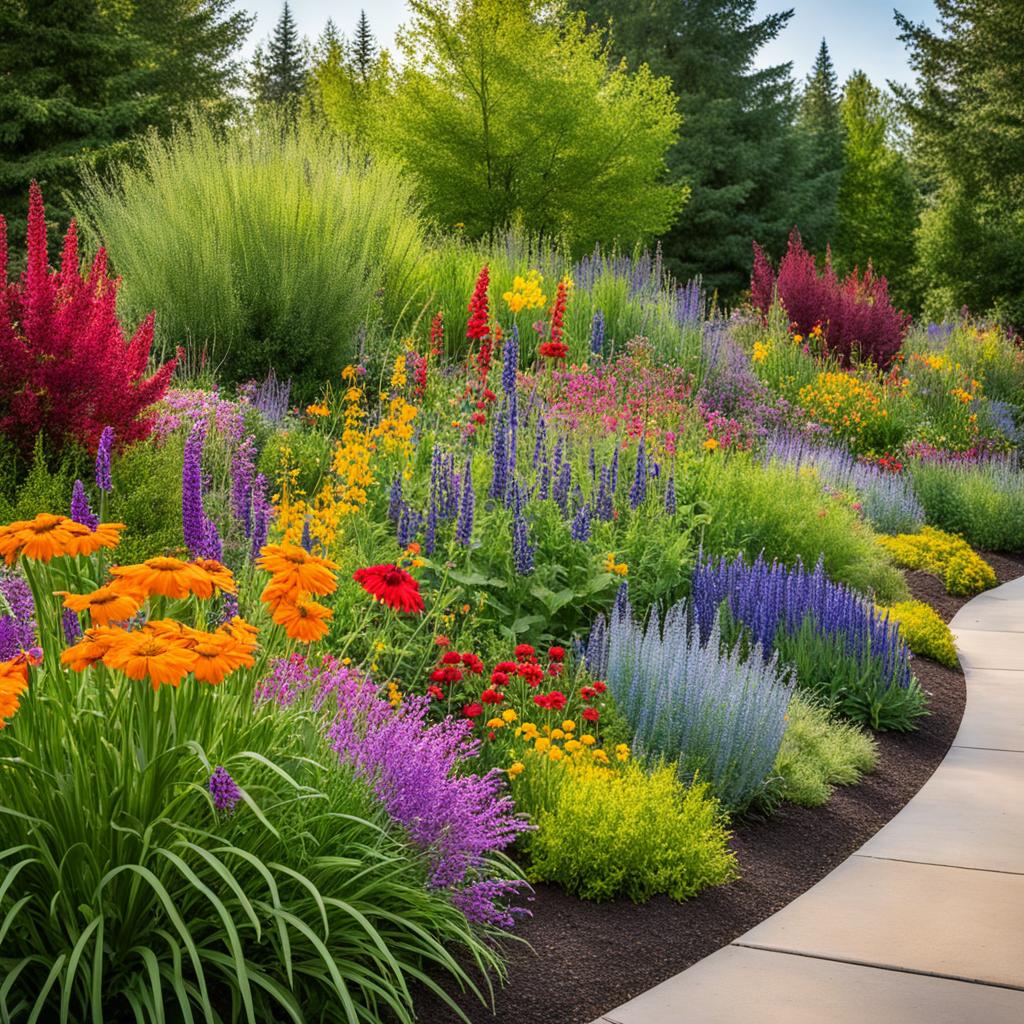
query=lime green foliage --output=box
[773,695,878,807]
[77,112,426,396]
[0,437,82,524]
[878,526,997,595]
[526,762,737,902]
[910,461,1024,553]
[883,600,958,668]
[693,454,907,602]
[377,0,683,252]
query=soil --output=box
[417,551,1024,1024]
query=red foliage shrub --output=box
[751,230,911,369]
[0,184,176,459]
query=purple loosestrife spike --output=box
[95,426,114,492]
[590,309,605,356]
[629,437,647,509]
[208,766,242,815]
[456,460,475,547]
[70,479,99,531]
[182,421,208,559]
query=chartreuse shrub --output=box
[909,459,1024,552]
[78,112,425,397]
[0,518,513,1023]
[883,600,958,668]
[692,454,907,602]
[773,695,878,807]
[877,526,997,596]
[525,761,736,902]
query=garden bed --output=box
[420,552,1024,1024]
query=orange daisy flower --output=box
[110,557,216,600]
[188,633,257,684]
[58,584,143,626]
[0,657,29,728]
[102,632,196,690]
[218,616,259,647]
[60,626,126,671]
[142,619,207,646]
[271,597,333,643]
[257,543,339,596]
[192,558,237,595]
[64,521,125,558]
[0,514,79,564]
[260,577,300,612]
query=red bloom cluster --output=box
[0,183,177,458]
[462,266,498,430]
[410,351,428,399]
[353,564,425,614]
[429,310,444,357]
[533,690,567,711]
[466,265,491,342]
[539,279,569,362]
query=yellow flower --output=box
[580,734,596,746]
[508,761,525,778]
[550,728,565,740]
[486,717,505,729]
[752,340,769,363]
[561,719,576,733]
[534,737,551,753]
[793,333,803,344]
[703,437,719,451]
[593,749,610,764]
[306,402,330,417]
[521,722,539,739]
[615,742,630,762]
[548,747,564,762]
[604,552,629,576]
[502,708,518,723]
[565,739,582,753]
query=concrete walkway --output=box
[592,574,1024,1024]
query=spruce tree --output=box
[252,2,309,108]
[894,0,1024,322]
[569,0,806,297]
[352,10,377,83]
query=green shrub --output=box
[692,454,907,601]
[526,761,737,902]
[883,599,958,668]
[78,112,426,397]
[773,695,878,806]
[0,436,82,523]
[910,460,1024,552]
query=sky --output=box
[242,1,940,89]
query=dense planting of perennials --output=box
[691,552,924,730]
[586,597,793,809]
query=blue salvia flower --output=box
[70,479,99,531]
[502,324,519,397]
[613,580,629,618]
[250,474,271,561]
[62,607,82,645]
[590,310,605,356]
[397,505,423,548]
[538,457,551,501]
[595,465,614,521]
[610,447,619,492]
[553,462,572,514]
[511,511,535,575]
[570,502,591,542]
[300,518,313,553]
[388,475,404,523]
[490,409,508,501]
[675,278,704,326]
[455,461,475,546]
[665,474,677,515]
[629,437,647,509]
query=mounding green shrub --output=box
[78,112,427,397]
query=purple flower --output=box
[70,479,99,530]
[424,498,438,556]
[629,437,647,509]
[511,511,535,574]
[553,462,572,514]
[455,460,475,547]
[250,473,271,561]
[570,501,591,542]
[95,426,114,493]
[590,310,605,356]
[208,766,242,815]
[388,475,404,524]
[62,607,82,645]
[182,422,223,561]
[397,505,422,548]
[665,474,677,515]
[502,324,519,397]
[231,435,256,538]
[490,410,508,501]
[300,518,313,553]
[0,573,35,660]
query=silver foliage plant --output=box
[589,598,794,809]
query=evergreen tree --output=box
[894,0,1024,322]
[570,0,807,297]
[252,2,309,108]
[835,71,917,306]
[352,10,377,83]
[795,39,844,252]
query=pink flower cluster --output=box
[153,388,246,443]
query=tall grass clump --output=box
[589,599,794,809]
[910,455,1024,551]
[79,112,426,396]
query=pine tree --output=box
[894,0,1024,322]
[352,10,377,83]
[795,39,844,253]
[252,2,309,108]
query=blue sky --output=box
[242,1,939,88]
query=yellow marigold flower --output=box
[550,728,565,740]
[593,749,610,764]
[580,734,596,746]
[508,761,525,778]
[502,708,518,723]
[486,717,505,729]
[548,747,564,762]
[703,437,719,451]
[752,340,769,362]
[565,739,582,753]
[534,737,551,753]
[561,719,576,733]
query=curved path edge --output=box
[591,575,1024,1024]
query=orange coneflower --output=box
[259,577,299,612]
[143,619,207,647]
[192,558,237,595]
[58,583,143,626]
[0,657,29,728]
[0,514,79,564]
[60,625,126,671]
[102,631,196,690]
[219,616,259,646]
[64,521,125,558]
[188,633,256,684]
[271,597,333,643]
[110,557,216,600]
[256,543,339,597]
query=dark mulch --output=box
[418,552,1024,1024]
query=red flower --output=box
[514,644,535,659]
[582,707,600,722]
[353,564,425,613]
[488,730,497,741]
[549,277,568,348]
[472,411,487,425]
[490,670,509,687]
[427,685,444,699]
[517,662,545,687]
[548,646,565,661]
[461,652,484,674]
[538,340,568,361]
[429,310,444,357]
[534,690,567,711]
[466,266,491,342]
[434,634,451,647]
[441,651,462,665]
[494,661,517,673]
[462,703,483,718]
[481,688,504,704]
[580,685,596,700]
[593,680,607,694]
[548,662,563,677]
[483,388,497,403]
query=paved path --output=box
[592,574,1024,1024]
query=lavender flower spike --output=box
[70,479,99,531]
[95,426,114,492]
[208,766,242,815]
[456,460,475,547]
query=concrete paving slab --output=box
[737,856,1024,989]
[858,745,1024,873]
[951,629,1024,671]
[951,599,1024,632]
[954,668,1024,751]
[598,946,1024,1024]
